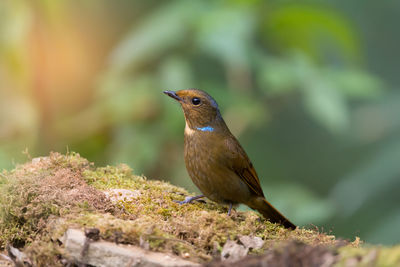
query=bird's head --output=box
[164,89,222,129]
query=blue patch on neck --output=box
[196,126,214,132]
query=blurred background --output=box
[1,0,399,245]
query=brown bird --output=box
[164,89,295,229]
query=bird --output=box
[164,89,296,229]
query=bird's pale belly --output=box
[184,133,251,205]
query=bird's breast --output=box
[184,126,220,194]
[183,125,251,204]
[184,128,215,173]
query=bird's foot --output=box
[227,203,233,216]
[174,195,204,205]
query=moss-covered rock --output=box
[0,152,399,266]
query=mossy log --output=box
[0,153,399,266]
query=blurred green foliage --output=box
[1,0,400,245]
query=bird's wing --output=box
[224,136,265,198]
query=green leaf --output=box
[257,55,298,95]
[326,69,383,99]
[158,56,194,90]
[303,80,349,134]
[195,6,255,66]
[264,4,360,63]
[110,1,203,72]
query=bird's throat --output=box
[196,126,214,132]
[184,123,215,136]
[185,123,196,136]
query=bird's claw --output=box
[174,196,192,205]
[174,195,204,205]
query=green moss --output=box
[1,152,399,266]
[83,164,140,189]
[335,245,400,266]
[0,152,115,264]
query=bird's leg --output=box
[174,195,204,205]
[227,203,233,216]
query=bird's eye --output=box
[191,97,201,105]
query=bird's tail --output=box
[248,197,296,229]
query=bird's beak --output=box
[163,90,183,102]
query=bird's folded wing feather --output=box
[224,136,265,198]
